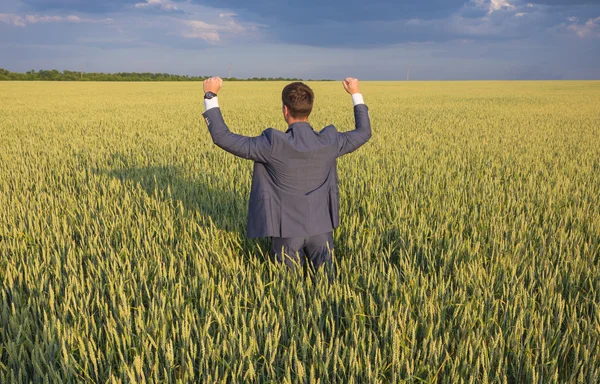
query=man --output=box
[202,77,371,271]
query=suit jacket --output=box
[203,104,371,238]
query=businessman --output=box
[202,77,371,271]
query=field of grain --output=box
[1,81,599,382]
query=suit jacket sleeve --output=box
[203,107,273,163]
[337,104,372,157]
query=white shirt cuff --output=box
[351,93,364,106]
[204,97,219,111]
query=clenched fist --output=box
[203,76,223,94]
[342,77,360,95]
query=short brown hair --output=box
[282,82,314,118]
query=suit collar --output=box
[286,122,313,133]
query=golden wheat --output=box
[0,80,599,383]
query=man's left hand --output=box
[203,76,223,94]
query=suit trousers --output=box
[271,232,334,271]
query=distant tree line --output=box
[0,69,330,82]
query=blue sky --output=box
[1,0,599,79]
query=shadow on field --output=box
[98,164,245,231]
[94,154,271,262]
[382,227,441,277]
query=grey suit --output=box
[203,103,371,267]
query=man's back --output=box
[263,122,337,194]
[201,77,371,270]
[205,102,371,238]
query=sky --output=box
[0,0,599,80]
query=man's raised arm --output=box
[337,78,372,157]
[202,77,273,163]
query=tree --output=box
[0,68,327,82]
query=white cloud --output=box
[568,17,600,38]
[186,19,246,34]
[489,0,516,14]
[472,0,516,15]
[0,13,112,27]
[527,3,534,8]
[182,30,221,42]
[181,14,261,43]
[0,13,26,27]
[134,0,179,12]
[515,13,527,17]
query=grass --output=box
[0,80,599,383]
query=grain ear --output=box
[1,80,598,383]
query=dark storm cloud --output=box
[17,0,468,23]
[193,0,467,23]
[17,0,186,15]
[183,0,600,47]
[13,0,600,48]
[19,0,138,13]
[2,0,599,79]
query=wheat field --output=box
[1,81,599,383]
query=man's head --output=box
[282,82,314,124]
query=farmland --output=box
[1,80,599,382]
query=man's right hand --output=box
[343,78,360,94]
[204,76,223,94]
